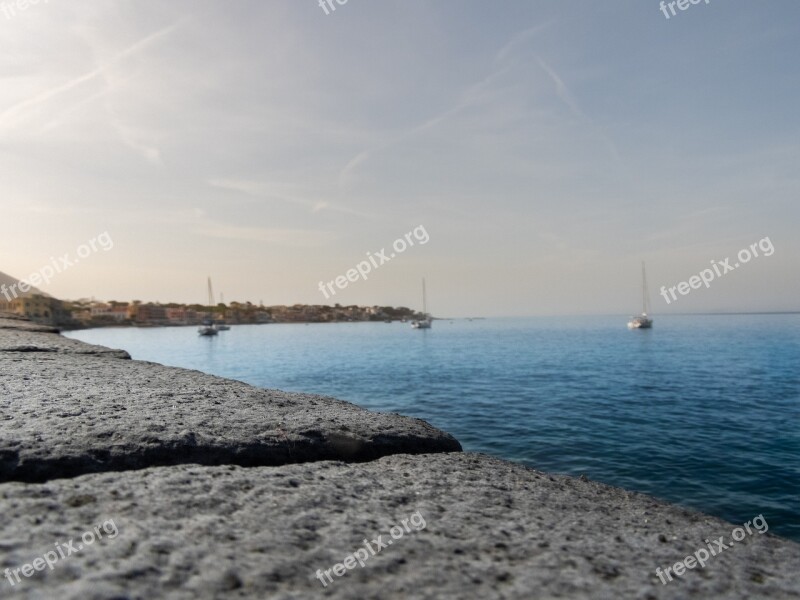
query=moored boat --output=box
[628,262,653,329]
[411,278,432,330]
[199,277,219,336]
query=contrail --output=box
[0,23,178,129]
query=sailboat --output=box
[198,277,219,336]
[627,262,653,329]
[411,278,432,329]
[216,291,230,330]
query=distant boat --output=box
[411,278,432,330]
[628,262,653,330]
[216,291,230,330]
[198,277,218,336]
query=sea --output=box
[65,314,800,541]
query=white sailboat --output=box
[198,277,218,336]
[411,278,432,330]
[628,262,653,329]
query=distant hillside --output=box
[0,270,51,298]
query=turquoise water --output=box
[65,315,800,541]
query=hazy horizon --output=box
[2,1,799,317]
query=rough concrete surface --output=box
[0,315,58,334]
[0,320,130,358]
[0,320,460,483]
[0,315,798,599]
[1,454,799,600]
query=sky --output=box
[1,0,798,317]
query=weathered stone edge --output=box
[0,315,462,483]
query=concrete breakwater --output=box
[1,314,798,599]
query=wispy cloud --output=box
[535,56,623,162]
[194,222,336,247]
[107,102,163,165]
[0,22,179,132]
[155,206,338,248]
[207,178,372,218]
[536,56,586,120]
[337,66,511,187]
[494,22,553,66]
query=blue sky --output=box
[1,0,798,315]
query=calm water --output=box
[65,315,800,541]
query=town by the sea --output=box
[65,314,800,541]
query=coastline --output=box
[2,313,798,598]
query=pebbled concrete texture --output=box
[1,454,799,600]
[0,316,460,483]
[0,314,798,599]
[0,319,130,358]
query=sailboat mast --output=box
[641,262,649,314]
[422,278,427,316]
[207,277,214,309]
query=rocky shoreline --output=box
[1,314,798,599]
